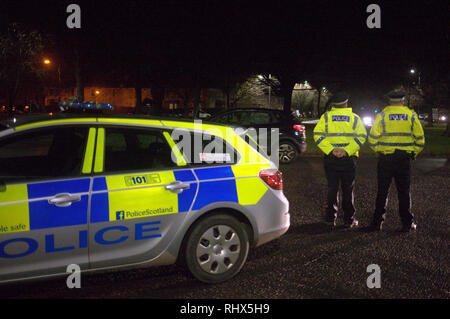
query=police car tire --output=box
[185,214,250,284]
[279,141,298,164]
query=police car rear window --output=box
[170,131,239,166]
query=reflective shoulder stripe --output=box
[353,137,362,147]
[353,115,359,130]
[331,143,349,147]
[381,112,386,133]
[378,142,415,147]
[411,112,416,133]
[315,136,325,145]
[382,132,413,137]
[326,133,356,137]
[324,112,329,134]
[94,128,105,173]
[82,127,97,174]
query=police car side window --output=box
[104,127,177,173]
[0,127,88,183]
[250,112,271,125]
[172,131,238,166]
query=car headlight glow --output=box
[440,116,446,121]
[363,116,373,126]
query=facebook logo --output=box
[389,114,408,121]
[116,211,125,220]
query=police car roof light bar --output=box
[58,101,114,111]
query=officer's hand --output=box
[332,148,345,158]
[332,149,341,157]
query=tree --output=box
[0,23,44,113]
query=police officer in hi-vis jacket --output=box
[313,92,367,228]
[368,91,425,232]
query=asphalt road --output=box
[1,157,448,299]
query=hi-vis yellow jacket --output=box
[313,107,367,157]
[368,106,425,156]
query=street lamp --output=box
[258,74,272,107]
[408,68,422,110]
[43,58,61,83]
[410,68,421,86]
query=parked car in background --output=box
[209,108,306,164]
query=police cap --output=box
[386,90,406,103]
[330,92,349,106]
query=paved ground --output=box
[0,157,448,299]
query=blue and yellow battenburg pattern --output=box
[0,165,269,235]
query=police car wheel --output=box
[279,142,298,164]
[185,214,250,283]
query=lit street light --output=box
[43,58,61,83]
[410,68,421,86]
[408,68,422,111]
[258,74,272,107]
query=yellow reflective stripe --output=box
[231,163,271,178]
[105,171,178,221]
[232,164,270,205]
[0,202,30,234]
[108,187,178,221]
[105,170,175,190]
[235,177,268,205]
[82,127,97,174]
[161,120,230,134]
[15,118,97,131]
[97,118,162,127]
[0,184,29,234]
[0,184,28,203]
[94,128,105,173]
[163,131,187,166]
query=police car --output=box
[0,104,289,284]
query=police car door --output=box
[88,126,196,268]
[0,126,92,282]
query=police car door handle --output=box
[165,181,190,194]
[48,193,81,207]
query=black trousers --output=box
[324,155,357,224]
[373,151,414,227]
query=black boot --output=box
[399,222,417,233]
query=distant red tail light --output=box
[259,169,283,190]
[293,124,305,132]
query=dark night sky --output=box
[1,0,449,108]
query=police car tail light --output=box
[259,169,283,190]
[293,124,305,132]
